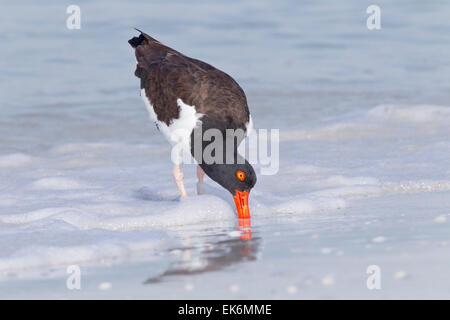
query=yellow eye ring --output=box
[236,170,245,181]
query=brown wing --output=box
[129,31,250,129]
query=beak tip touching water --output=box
[233,190,250,219]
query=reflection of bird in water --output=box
[144,230,260,284]
[238,218,252,241]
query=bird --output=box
[128,30,256,219]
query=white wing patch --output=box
[140,89,253,163]
[246,115,254,136]
[141,89,159,123]
[140,89,203,158]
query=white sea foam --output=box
[0,153,35,168]
[1,103,450,282]
[368,104,450,124]
[30,177,88,190]
[281,104,450,141]
[382,180,450,194]
[0,228,169,274]
[274,196,346,214]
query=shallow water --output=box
[1,0,450,299]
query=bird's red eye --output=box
[236,170,245,181]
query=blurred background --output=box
[2,0,450,151]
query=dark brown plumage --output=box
[129,30,250,129]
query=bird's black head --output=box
[191,114,257,218]
[200,160,256,219]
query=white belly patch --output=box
[140,89,203,162]
[246,115,254,136]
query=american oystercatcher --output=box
[128,30,256,219]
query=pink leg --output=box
[173,164,187,197]
[197,165,205,195]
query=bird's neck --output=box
[190,115,244,165]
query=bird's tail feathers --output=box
[128,28,159,48]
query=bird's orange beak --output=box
[233,190,250,219]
